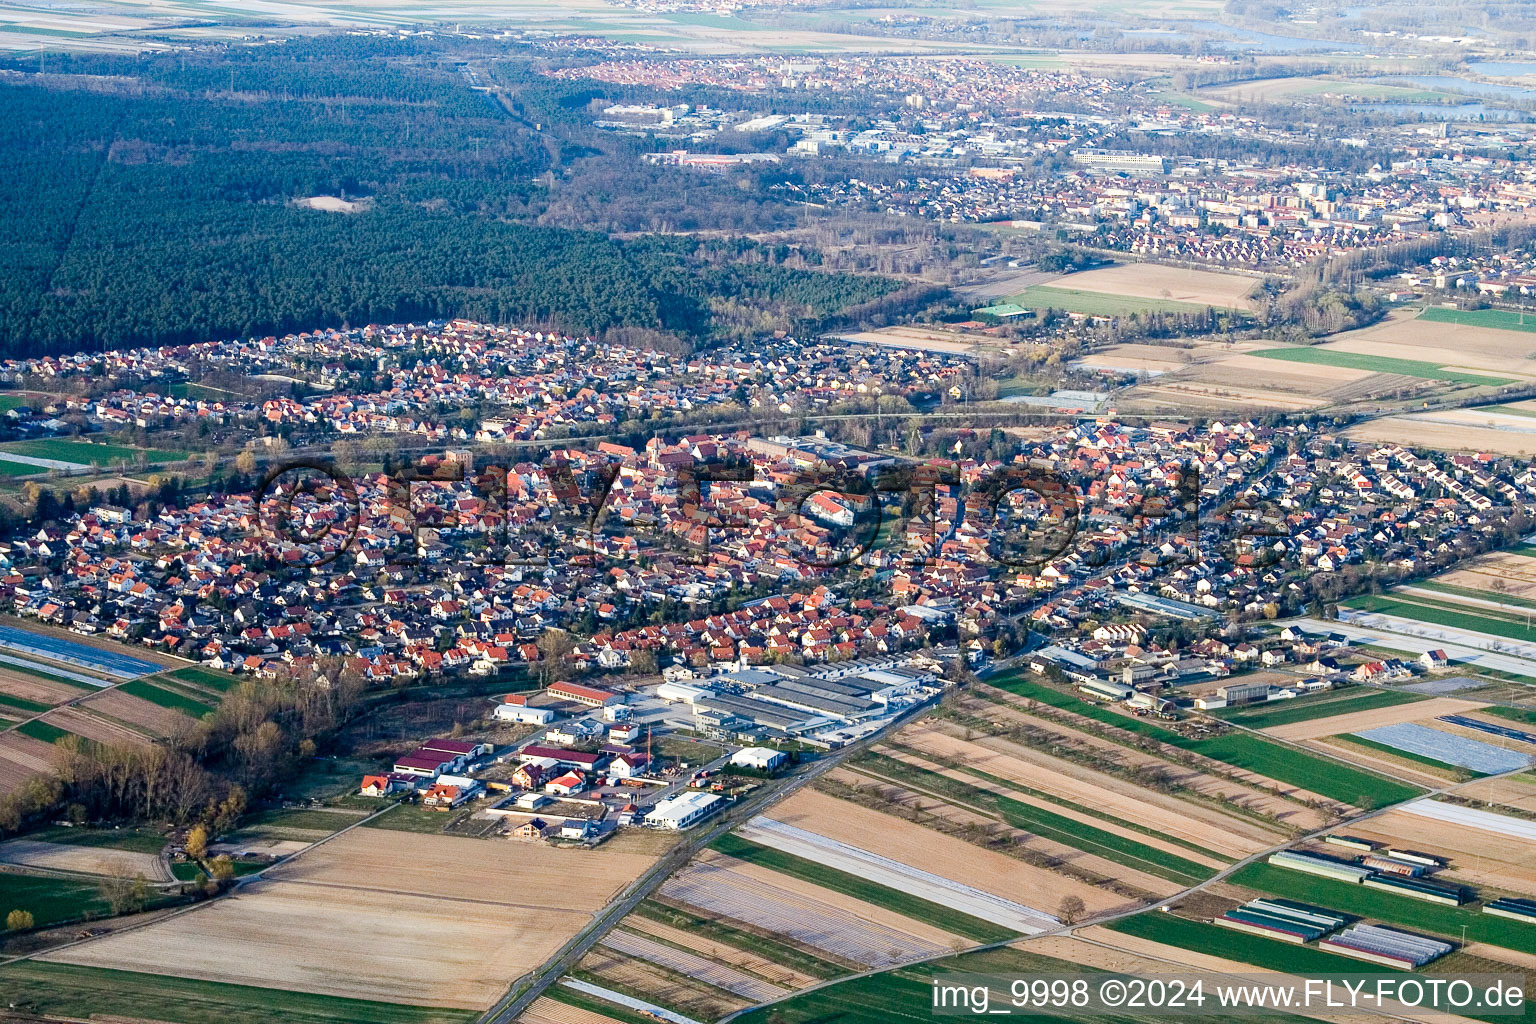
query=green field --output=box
[1229,862,1535,955]
[30,825,168,855]
[1421,306,1536,335]
[1416,579,1536,611]
[730,944,1313,1024]
[167,666,241,693]
[857,751,1218,884]
[1215,688,1423,729]
[1347,593,1536,644]
[0,691,50,715]
[0,439,188,467]
[1484,706,1536,727]
[1251,347,1513,386]
[990,673,1421,807]
[1106,912,1367,974]
[0,873,111,927]
[710,833,1018,943]
[243,808,362,833]
[0,963,475,1024]
[1007,285,1213,317]
[16,719,70,744]
[117,678,216,717]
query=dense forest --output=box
[0,37,900,355]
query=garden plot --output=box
[1263,696,1490,741]
[1354,723,1534,774]
[0,838,170,881]
[46,879,580,1009]
[657,854,960,967]
[600,929,787,1002]
[737,813,1058,934]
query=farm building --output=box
[493,703,555,725]
[1318,924,1452,969]
[1484,897,1536,924]
[1323,835,1377,853]
[648,791,724,830]
[731,747,788,772]
[1362,855,1430,878]
[1078,679,1133,702]
[549,681,623,708]
[1362,874,1467,906]
[1214,898,1346,944]
[1269,850,1372,883]
[1218,680,1272,705]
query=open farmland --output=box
[657,847,970,967]
[1250,346,1514,386]
[1009,284,1210,316]
[0,962,476,1024]
[900,703,1305,848]
[987,673,1421,810]
[1037,263,1259,311]
[1300,307,1536,380]
[0,837,170,880]
[1215,686,1423,729]
[44,825,663,1011]
[739,787,1065,931]
[77,687,195,737]
[1421,306,1536,334]
[1261,695,1484,741]
[45,879,588,1010]
[266,826,656,909]
[1340,805,1536,895]
[1346,410,1536,457]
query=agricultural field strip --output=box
[1309,736,1464,790]
[876,745,1232,866]
[577,945,745,1019]
[0,837,170,882]
[0,652,112,688]
[857,748,1221,882]
[737,816,1058,933]
[559,979,701,1024]
[599,929,784,1002]
[1353,722,1534,774]
[519,995,627,1024]
[1335,607,1536,665]
[0,625,161,679]
[895,719,1291,856]
[619,914,824,989]
[1261,696,1489,742]
[656,860,954,968]
[987,676,1417,809]
[1399,798,1536,840]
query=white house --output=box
[493,703,555,725]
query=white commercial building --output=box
[730,747,788,772]
[493,704,555,725]
[647,791,724,830]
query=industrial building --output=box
[548,681,623,708]
[648,790,724,830]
